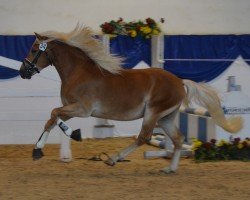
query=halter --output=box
[22,42,52,77]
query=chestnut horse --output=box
[19,26,243,173]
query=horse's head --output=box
[19,33,53,79]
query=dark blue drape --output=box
[239,35,250,66]
[0,35,35,79]
[164,35,240,82]
[0,35,35,61]
[0,66,19,79]
[110,35,151,68]
[1,34,250,81]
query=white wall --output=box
[0,0,250,35]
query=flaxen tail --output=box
[183,79,243,133]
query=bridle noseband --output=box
[22,42,52,77]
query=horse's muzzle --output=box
[19,60,40,79]
[19,68,32,79]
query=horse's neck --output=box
[51,44,100,83]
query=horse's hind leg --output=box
[33,102,87,160]
[157,109,184,173]
[105,112,157,166]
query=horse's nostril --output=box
[19,69,30,79]
[19,70,25,79]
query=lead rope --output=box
[88,152,111,161]
[89,152,131,162]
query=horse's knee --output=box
[51,108,59,119]
[44,108,60,131]
[172,134,184,149]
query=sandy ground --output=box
[0,137,250,200]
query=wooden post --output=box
[151,34,164,68]
[94,35,115,135]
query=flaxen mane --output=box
[40,25,124,74]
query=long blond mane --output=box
[40,25,124,74]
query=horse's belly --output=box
[91,103,145,121]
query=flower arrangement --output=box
[192,137,250,162]
[100,18,164,39]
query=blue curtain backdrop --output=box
[164,35,241,82]
[110,35,151,68]
[0,34,250,81]
[0,35,35,79]
[239,35,250,66]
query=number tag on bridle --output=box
[39,42,47,51]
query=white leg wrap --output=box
[60,133,72,162]
[57,118,73,136]
[35,131,49,149]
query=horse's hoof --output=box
[70,129,82,142]
[32,148,44,160]
[160,167,175,174]
[104,158,116,166]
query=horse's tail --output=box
[182,79,243,133]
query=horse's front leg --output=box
[32,102,86,160]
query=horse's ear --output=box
[34,32,43,41]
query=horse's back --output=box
[122,68,186,110]
[122,67,184,93]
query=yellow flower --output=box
[237,143,244,149]
[191,139,202,151]
[217,139,229,147]
[152,29,160,35]
[140,26,152,34]
[129,30,137,37]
